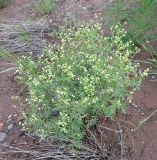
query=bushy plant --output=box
[17,24,147,146]
[0,0,10,8]
[36,0,55,15]
[104,0,157,43]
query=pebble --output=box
[151,76,156,79]
[82,7,87,10]
[49,19,52,23]
[8,124,14,130]
[140,112,145,115]
[16,130,25,137]
[133,104,138,108]
[130,101,138,108]
[0,132,6,142]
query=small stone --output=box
[8,124,13,130]
[17,130,25,137]
[151,76,156,79]
[146,40,150,44]
[0,132,6,142]
[133,104,138,108]
[49,19,52,23]
[82,7,87,10]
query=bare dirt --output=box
[0,0,157,160]
[126,77,157,160]
[0,0,35,21]
[0,59,17,123]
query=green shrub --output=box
[104,0,157,43]
[17,24,147,146]
[0,0,10,8]
[37,0,55,15]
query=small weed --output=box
[135,42,157,79]
[0,0,10,9]
[0,49,18,74]
[47,32,55,37]
[19,30,31,42]
[36,0,55,15]
[104,0,157,43]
